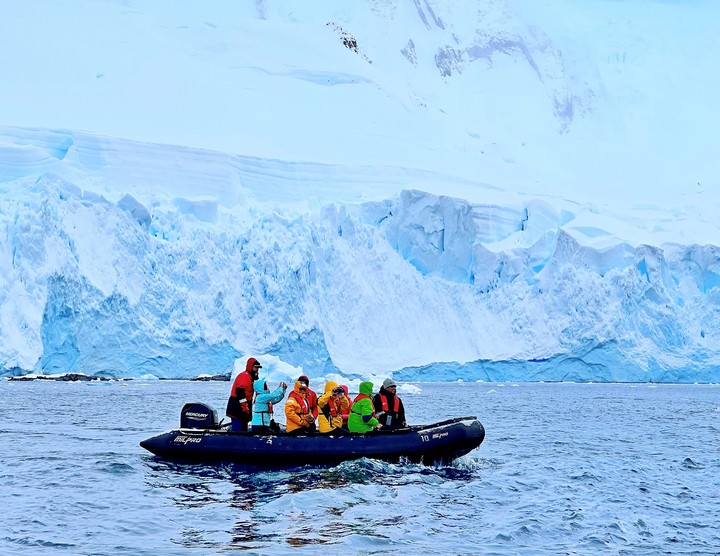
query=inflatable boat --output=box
[140,403,485,466]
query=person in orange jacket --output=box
[285,381,316,434]
[298,375,319,421]
[226,357,262,432]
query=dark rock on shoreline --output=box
[7,373,229,382]
[8,373,125,382]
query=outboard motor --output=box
[180,402,218,429]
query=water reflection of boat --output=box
[140,404,485,466]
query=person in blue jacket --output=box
[251,377,287,433]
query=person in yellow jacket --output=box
[317,380,350,433]
[284,381,316,434]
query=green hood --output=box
[358,381,373,396]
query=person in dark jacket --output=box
[372,378,407,430]
[226,357,262,432]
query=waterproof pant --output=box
[230,418,249,432]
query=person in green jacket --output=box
[348,381,381,433]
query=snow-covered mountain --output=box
[1,0,719,382]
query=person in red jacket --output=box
[297,375,319,428]
[226,357,262,432]
[340,384,351,430]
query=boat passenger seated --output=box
[372,378,407,430]
[285,381,316,435]
[297,375,319,422]
[348,381,381,433]
[317,381,350,434]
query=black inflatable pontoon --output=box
[140,403,485,466]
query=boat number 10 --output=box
[420,432,448,442]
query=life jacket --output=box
[341,386,351,423]
[306,389,319,418]
[289,391,309,414]
[253,391,274,415]
[321,397,339,419]
[379,394,400,413]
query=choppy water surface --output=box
[1,380,718,555]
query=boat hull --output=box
[140,416,485,466]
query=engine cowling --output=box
[180,402,218,429]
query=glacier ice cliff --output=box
[1,128,718,382]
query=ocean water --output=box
[1,380,718,555]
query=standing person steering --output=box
[226,357,262,432]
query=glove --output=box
[240,407,251,421]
